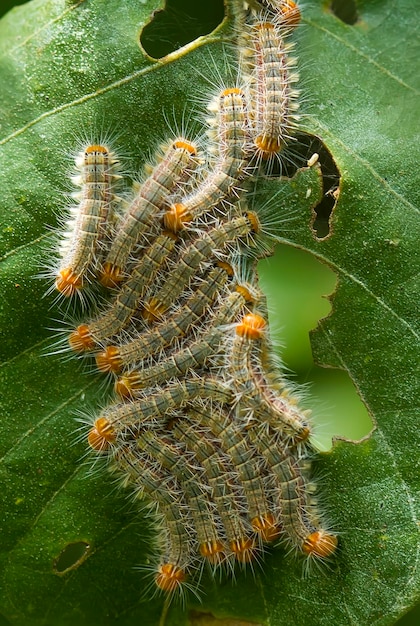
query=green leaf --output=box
[0,1,419,625]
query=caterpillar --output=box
[111,444,196,595]
[54,143,121,298]
[136,430,227,567]
[239,12,300,162]
[228,313,312,444]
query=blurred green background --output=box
[1,0,416,624]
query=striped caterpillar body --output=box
[112,445,195,593]
[55,144,121,297]
[246,17,299,161]
[87,377,233,451]
[229,313,312,445]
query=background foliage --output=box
[0,0,419,624]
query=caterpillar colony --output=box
[46,0,338,602]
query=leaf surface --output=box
[0,1,419,625]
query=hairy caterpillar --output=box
[236,3,300,164]
[54,143,121,298]
[229,313,312,444]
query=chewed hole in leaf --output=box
[330,0,359,25]
[0,0,28,19]
[53,541,91,575]
[140,0,225,59]
[259,245,373,451]
[261,132,340,239]
[395,603,420,626]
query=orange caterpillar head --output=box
[155,562,187,594]
[69,324,96,352]
[216,261,235,276]
[141,298,166,323]
[85,144,109,156]
[55,268,83,297]
[230,536,257,563]
[87,417,116,452]
[246,211,261,234]
[95,346,123,374]
[163,203,192,233]
[236,313,266,340]
[252,513,282,542]
[236,283,259,303]
[258,1,301,28]
[172,139,197,156]
[302,530,338,559]
[114,372,140,398]
[254,134,283,159]
[276,1,301,28]
[199,539,225,565]
[221,86,244,97]
[99,262,124,288]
